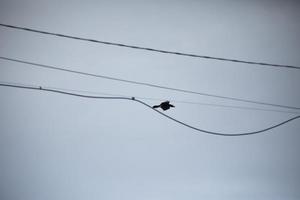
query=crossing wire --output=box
[1,80,299,114]
[1,56,300,110]
[0,82,299,136]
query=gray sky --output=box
[0,0,300,199]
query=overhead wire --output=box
[1,56,300,110]
[0,23,299,70]
[0,82,299,136]
[0,80,299,115]
[44,86,300,115]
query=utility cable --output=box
[1,56,299,110]
[0,82,299,136]
[1,80,299,115]
[44,86,300,115]
[0,23,299,70]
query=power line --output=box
[44,86,300,115]
[0,23,299,70]
[1,80,299,115]
[1,56,300,110]
[135,99,300,136]
[0,82,299,136]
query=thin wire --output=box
[1,80,299,114]
[0,82,299,136]
[134,99,300,136]
[46,86,300,115]
[1,56,299,110]
[0,23,299,70]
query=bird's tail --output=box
[152,105,160,109]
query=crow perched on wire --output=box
[152,101,175,111]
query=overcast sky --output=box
[0,0,300,199]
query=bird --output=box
[152,101,175,111]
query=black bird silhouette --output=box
[152,101,175,111]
